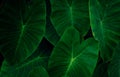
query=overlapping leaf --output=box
[108,44,120,77]
[89,0,120,61]
[0,0,46,65]
[48,27,99,77]
[93,59,109,77]
[45,0,60,45]
[0,39,52,77]
[0,57,49,77]
[50,0,90,36]
[29,66,49,77]
[45,18,60,45]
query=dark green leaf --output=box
[92,55,109,77]
[29,66,49,77]
[45,0,60,45]
[108,44,120,77]
[48,27,99,77]
[0,57,49,77]
[89,0,120,61]
[0,0,46,65]
[50,0,90,36]
[45,17,60,45]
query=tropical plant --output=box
[0,0,120,77]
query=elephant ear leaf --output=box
[29,66,49,77]
[89,0,120,61]
[0,0,46,65]
[48,27,99,77]
[108,44,120,77]
[50,0,90,36]
[0,57,49,77]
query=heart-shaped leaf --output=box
[0,0,46,65]
[108,44,120,77]
[48,27,99,77]
[50,0,90,36]
[0,57,49,77]
[89,0,120,61]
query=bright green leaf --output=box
[50,0,90,36]
[0,0,46,65]
[89,0,120,61]
[48,27,99,77]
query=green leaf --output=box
[29,66,49,77]
[0,0,46,65]
[108,44,120,77]
[93,63,109,77]
[0,40,51,77]
[92,55,109,77]
[45,18,60,45]
[50,0,90,36]
[89,0,120,61]
[0,57,49,77]
[48,27,99,77]
[45,0,60,45]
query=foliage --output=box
[0,0,120,77]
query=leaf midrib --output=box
[64,40,95,76]
[89,0,105,43]
[67,0,74,26]
[15,5,34,54]
[15,25,26,52]
[69,6,74,26]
